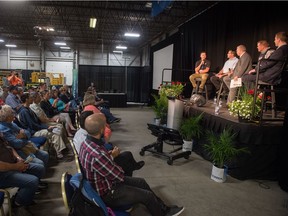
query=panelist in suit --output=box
[242,32,288,86]
[223,45,252,103]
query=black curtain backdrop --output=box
[149,1,288,98]
[78,65,151,103]
[172,1,288,82]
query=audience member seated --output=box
[0,136,45,216]
[0,105,49,167]
[74,111,144,176]
[29,92,70,146]
[79,113,184,216]
[189,51,211,94]
[86,86,110,109]
[0,85,9,103]
[5,85,22,113]
[83,91,120,124]
[50,89,76,112]
[16,93,68,160]
[59,85,78,109]
[242,32,288,87]
[210,50,238,95]
[223,45,252,103]
[40,90,76,137]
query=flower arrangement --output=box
[228,88,261,119]
[159,81,185,98]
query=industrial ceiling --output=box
[0,1,216,51]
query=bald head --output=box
[85,113,106,136]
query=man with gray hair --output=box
[79,113,185,216]
[223,45,252,103]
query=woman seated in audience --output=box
[85,87,121,124]
[73,111,144,176]
[40,90,76,137]
[83,93,112,142]
[59,85,78,110]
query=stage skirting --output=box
[184,102,284,180]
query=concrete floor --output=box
[30,106,288,216]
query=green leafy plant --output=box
[152,94,168,119]
[228,87,261,119]
[179,113,203,141]
[204,129,249,168]
[159,81,185,98]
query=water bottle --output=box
[215,105,220,115]
[219,99,223,108]
[24,154,35,163]
[213,96,217,105]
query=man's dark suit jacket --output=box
[232,52,252,78]
[259,44,288,84]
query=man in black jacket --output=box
[242,32,288,86]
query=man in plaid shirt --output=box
[79,113,184,216]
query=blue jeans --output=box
[0,163,44,206]
[17,149,49,168]
[99,107,116,122]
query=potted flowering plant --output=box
[228,88,261,121]
[159,81,185,99]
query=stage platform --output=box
[183,99,285,180]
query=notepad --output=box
[230,78,242,88]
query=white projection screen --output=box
[152,44,174,90]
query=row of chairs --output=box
[61,141,130,216]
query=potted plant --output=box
[228,87,261,121]
[151,94,168,125]
[204,129,249,183]
[179,113,203,152]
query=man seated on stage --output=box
[210,50,238,95]
[79,113,184,216]
[242,32,288,87]
[189,51,211,94]
[223,45,252,104]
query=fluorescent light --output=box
[47,28,55,32]
[89,18,97,28]
[54,42,66,46]
[113,50,123,54]
[5,44,17,48]
[0,39,4,43]
[60,46,71,49]
[116,46,127,50]
[124,33,140,37]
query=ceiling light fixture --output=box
[116,46,127,50]
[5,44,17,48]
[60,46,71,49]
[124,33,140,37]
[54,42,67,46]
[89,18,97,28]
[113,50,123,54]
[0,39,4,43]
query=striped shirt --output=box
[79,135,124,196]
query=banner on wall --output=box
[72,69,78,98]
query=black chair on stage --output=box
[139,124,191,165]
[252,60,288,125]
